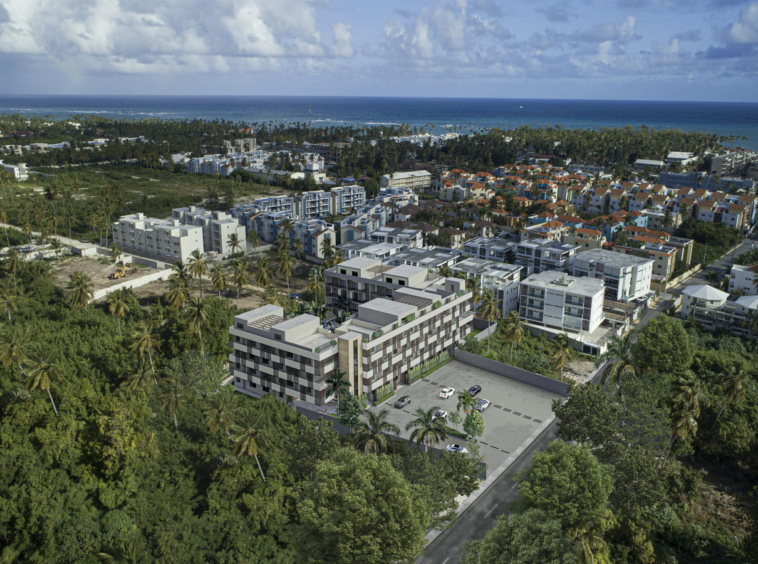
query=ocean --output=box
[1,95,757,150]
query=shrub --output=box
[330,339,337,346]
[433,301,442,310]
[405,314,415,323]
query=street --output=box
[671,234,756,290]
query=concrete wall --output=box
[93,267,172,300]
[454,348,570,396]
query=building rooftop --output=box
[389,246,460,269]
[452,257,522,278]
[338,256,382,270]
[522,271,605,296]
[574,249,654,268]
[735,295,758,310]
[682,284,730,301]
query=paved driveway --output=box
[368,360,562,471]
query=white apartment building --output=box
[112,213,205,262]
[1,161,29,181]
[330,185,366,215]
[338,240,404,261]
[514,240,579,276]
[230,278,472,406]
[369,226,424,248]
[172,206,246,255]
[519,271,606,353]
[572,249,653,302]
[380,170,433,190]
[729,264,757,294]
[461,237,517,262]
[452,258,523,316]
[296,190,332,219]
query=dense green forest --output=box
[0,253,484,563]
[464,316,758,564]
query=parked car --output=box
[439,387,456,399]
[80,238,88,243]
[468,385,482,396]
[395,396,411,409]
[289,292,300,299]
[446,444,469,454]
[432,410,448,421]
[476,399,491,412]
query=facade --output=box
[572,249,653,301]
[686,295,758,337]
[519,271,606,345]
[338,239,404,261]
[1,161,29,181]
[290,219,335,259]
[380,170,433,190]
[729,264,757,294]
[563,228,607,251]
[112,213,205,262]
[251,211,290,243]
[173,207,247,256]
[296,190,332,219]
[230,196,294,223]
[451,258,523,316]
[229,280,473,406]
[514,239,579,276]
[330,185,366,215]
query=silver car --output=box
[476,399,491,412]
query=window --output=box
[305,358,312,365]
[275,334,281,341]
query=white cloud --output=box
[331,22,354,58]
[723,2,758,44]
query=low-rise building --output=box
[572,249,653,301]
[563,227,607,251]
[330,185,366,215]
[290,219,335,259]
[729,264,758,294]
[295,190,332,219]
[1,161,29,181]
[369,226,424,248]
[338,239,404,261]
[514,239,579,275]
[461,237,517,262]
[387,246,461,271]
[680,284,730,317]
[112,213,205,262]
[380,170,433,190]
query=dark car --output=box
[395,396,411,409]
[289,292,300,299]
[468,385,482,396]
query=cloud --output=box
[536,4,575,23]
[470,0,503,17]
[672,29,702,41]
[569,17,639,45]
[0,0,348,74]
[721,2,758,44]
[331,22,354,58]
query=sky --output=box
[0,0,758,102]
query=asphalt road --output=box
[671,235,756,290]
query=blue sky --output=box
[0,0,757,101]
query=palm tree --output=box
[107,288,129,337]
[252,256,271,287]
[48,238,64,262]
[65,271,94,322]
[231,259,249,307]
[0,283,18,323]
[320,237,335,262]
[263,284,282,306]
[232,407,267,481]
[166,277,189,310]
[661,407,698,467]
[129,321,159,381]
[187,250,209,297]
[185,297,208,356]
[3,248,22,286]
[210,263,228,298]
[670,373,709,418]
[204,392,240,434]
[352,409,401,454]
[465,276,480,310]
[335,293,350,318]
[25,345,60,416]
[502,310,523,358]
[405,406,448,451]
[281,217,295,237]
[227,232,242,255]
[0,208,10,248]
[277,251,296,295]
[711,367,751,430]
[325,368,350,402]
[247,229,260,255]
[595,331,636,391]
[477,289,501,352]
[292,237,304,259]
[550,333,572,382]
[97,532,148,563]
[438,264,452,278]
[0,325,34,369]
[120,356,154,393]
[456,390,477,414]
[160,377,187,431]
[307,267,324,305]
[170,260,192,288]
[275,232,289,254]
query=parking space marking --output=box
[523,415,532,420]
[504,408,512,412]
[480,441,489,445]
[501,449,510,453]
[533,419,543,423]
[489,444,499,450]
[493,404,502,408]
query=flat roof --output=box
[390,246,460,267]
[359,298,416,316]
[522,271,604,295]
[453,257,523,277]
[336,257,381,270]
[574,248,653,268]
[385,264,428,278]
[272,314,318,332]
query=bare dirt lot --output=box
[54,256,158,292]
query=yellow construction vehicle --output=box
[110,262,131,280]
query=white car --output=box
[476,399,491,412]
[439,387,456,399]
[446,444,469,454]
[432,410,448,421]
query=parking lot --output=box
[367,360,562,472]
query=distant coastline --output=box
[1,95,756,149]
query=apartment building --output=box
[697,201,746,231]
[729,264,758,294]
[563,227,607,251]
[514,239,579,276]
[369,226,424,248]
[572,249,654,302]
[229,196,294,224]
[290,219,335,260]
[451,258,523,316]
[1,161,28,181]
[710,150,758,175]
[380,170,433,190]
[519,272,606,353]
[228,279,473,406]
[173,206,247,255]
[112,213,205,262]
[612,237,678,280]
[295,190,332,219]
[330,185,366,215]
[387,246,461,271]
[461,237,517,262]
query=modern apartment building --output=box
[369,226,424,248]
[729,264,757,294]
[112,213,205,262]
[229,196,294,224]
[572,249,653,301]
[519,271,606,352]
[387,246,461,271]
[514,239,579,276]
[380,170,433,190]
[1,161,29,181]
[229,279,472,405]
[563,227,607,251]
[451,258,523,316]
[330,185,366,214]
[296,190,332,219]
[173,206,247,255]
[461,237,517,262]
[290,219,335,260]
[250,211,291,243]
[338,239,404,261]
[612,238,678,280]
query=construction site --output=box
[54,256,169,300]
